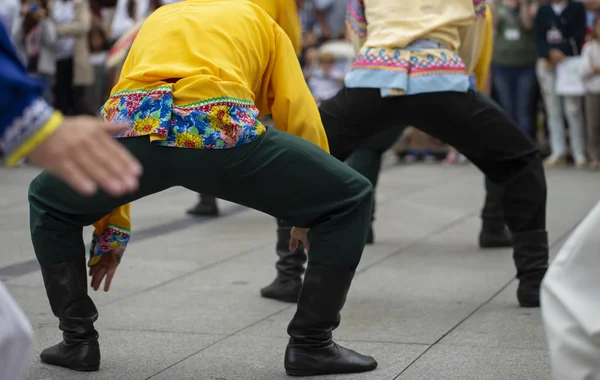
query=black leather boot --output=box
[39,256,100,371]
[186,194,220,216]
[261,220,306,303]
[479,195,512,248]
[285,265,378,376]
[513,230,548,308]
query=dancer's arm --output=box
[276,0,302,56]
[256,27,329,152]
[89,204,131,267]
[0,22,141,196]
[345,0,367,54]
[473,4,494,94]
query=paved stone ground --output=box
[2,160,598,380]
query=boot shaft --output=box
[41,256,99,342]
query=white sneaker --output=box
[575,156,588,169]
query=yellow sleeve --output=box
[255,26,329,153]
[473,5,493,92]
[276,0,302,56]
[89,203,131,266]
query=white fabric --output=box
[581,40,600,94]
[110,0,149,39]
[556,56,586,96]
[52,0,76,60]
[0,282,33,380]
[542,201,600,380]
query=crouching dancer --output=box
[321,0,549,307]
[28,0,377,376]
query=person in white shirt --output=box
[580,16,600,168]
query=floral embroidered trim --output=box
[101,86,266,149]
[352,48,466,76]
[1,97,54,158]
[88,224,130,266]
[345,0,366,39]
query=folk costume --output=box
[28,0,377,375]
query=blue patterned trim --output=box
[345,41,470,96]
[0,97,54,157]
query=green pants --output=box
[29,127,373,270]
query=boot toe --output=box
[260,279,301,303]
[517,281,541,308]
[40,341,100,371]
[285,342,378,376]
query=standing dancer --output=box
[0,20,141,380]
[27,0,377,376]
[320,0,548,308]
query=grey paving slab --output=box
[397,344,551,380]
[24,326,224,380]
[97,249,293,335]
[240,217,511,344]
[436,235,570,351]
[438,282,546,350]
[150,335,427,380]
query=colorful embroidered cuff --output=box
[2,98,61,166]
[88,224,131,267]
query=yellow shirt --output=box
[251,0,302,56]
[92,0,327,266]
[102,0,327,152]
[347,0,477,54]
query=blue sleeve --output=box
[0,22,55,159]
[534,7,550,59]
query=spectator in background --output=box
[581,16,600,168]
[110,0,149,41]
[313,0,346,42]
[0,0,20,34]
[86,25,110,115]
[52,0,94,115]
[534,0,587,167]
[491,0,539,140]
[308,51,345,104]
[14,0,56,102]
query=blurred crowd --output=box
[1,0,600,169]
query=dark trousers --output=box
[54,58,86,116]
[29,127,373,270]
[320,88,546,233]
[491,64,537,140]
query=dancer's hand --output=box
[27,117,142,197]
[89,247,124,292]
[290,227,309,252]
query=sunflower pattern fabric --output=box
[89,204,131,267]
[101,86,266,149]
